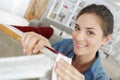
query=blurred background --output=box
[0,0,120,80]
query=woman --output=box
[21,4,114,80]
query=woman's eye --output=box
[87,31,94,35]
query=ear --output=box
[103,34,112,45]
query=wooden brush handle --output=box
[0,24,21,40]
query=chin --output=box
[74,48,85,56]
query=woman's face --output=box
[72,13,111,56]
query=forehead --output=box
[77,13,102,30]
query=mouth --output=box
[74,42,87,48]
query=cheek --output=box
[72,31,75,39]
[72,31,78,39]
[88,38,103,49]
[72,30,75,35]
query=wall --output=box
[0,0,31,17]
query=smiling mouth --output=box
[74,43,87,48]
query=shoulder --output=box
[54,39,73,44]
[52,39,74,57]
[52,39,73,48]
[85,52,109,80]
[92,52,110,80]
[94,69,109,80]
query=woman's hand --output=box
[55,59,85,80]
[20,32,51,55]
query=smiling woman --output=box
[20,4,114,80]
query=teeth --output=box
[78,44,85,47]
[76,43,86,47]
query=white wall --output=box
[0,0,31,17]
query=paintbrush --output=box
[0,24,57,54]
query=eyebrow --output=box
[86,27,96,30]
[75,23,79,27]
[75,23,96,30]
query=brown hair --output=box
[77,4,114,37]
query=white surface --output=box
[0,10,29,26]
[0,0,30,17]
[0,47,56,79]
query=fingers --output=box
[55,59,85,80]
[33,39,45,53]
[20,32,51,55]
[55,60,73,80]
[21,32,37,54]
